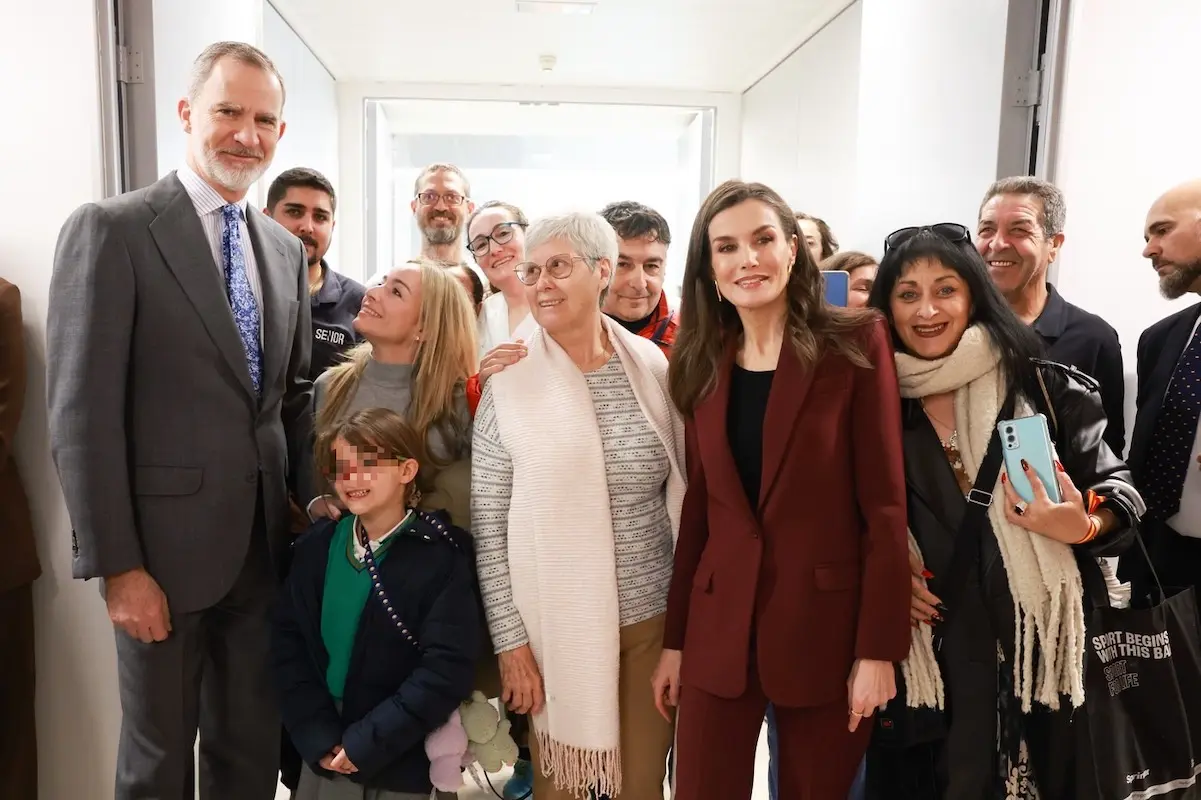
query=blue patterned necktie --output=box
[1143,329,1201,518]
[221,204,262,395]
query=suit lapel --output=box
[246,209,295,400]
[1132,304,1201,471]
[758,342,813,508]
[695,346,756,521]
[148,176,255,400]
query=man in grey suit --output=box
[47,41,312,800]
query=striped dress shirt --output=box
[176,163,264,341]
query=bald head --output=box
[1145,179,1201,300]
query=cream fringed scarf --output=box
[895,325,1086,713]
[487,316,685,798]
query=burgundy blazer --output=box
[663,316,910,707]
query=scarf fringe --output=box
[534,726,622,799]
[902,531,946,709]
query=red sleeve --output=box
[851,318,912,662]
[466,374,482,418]
[663,417,709,650]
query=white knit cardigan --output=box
[486,315,686,797]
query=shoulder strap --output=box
[357,510,463,652]
[1027,361,1063,442]
[933,390,1016,650]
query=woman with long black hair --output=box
[864,224,1144,799]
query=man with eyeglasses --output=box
[410,162,475,263]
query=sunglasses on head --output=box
[884,223,971,253]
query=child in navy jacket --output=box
[273,407,482,799]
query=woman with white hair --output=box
[471,211,685,800]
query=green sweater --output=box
[320,514,410,700]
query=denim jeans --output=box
[765,703,866,800]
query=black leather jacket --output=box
[898,358,1144,799]
[903,360,1141,589]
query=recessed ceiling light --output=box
[515,1,596,15]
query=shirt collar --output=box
[314,261,342,305]
[1031,282,1068,339]
[351,511,413,562]
[177,162,250,218]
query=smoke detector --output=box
[539,54,557,73]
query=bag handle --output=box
[932,391,1016,650]
[1077,525,1165,610]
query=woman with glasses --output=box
[653,180,910,799]
[471,211,684,800]
[468,200,538,356]
[863,224,1143,799]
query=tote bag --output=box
[1078,533,1201,800]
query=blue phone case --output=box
[822,270,850,306]
[997,413,1061,504]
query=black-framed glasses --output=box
[467,221,527,257]
[884,223,971,253]
[514,254,593,286]
[415,190,467,207]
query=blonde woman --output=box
[307,258,477,528]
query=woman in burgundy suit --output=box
[651,181,911,798]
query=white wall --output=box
[3,4,120,800]
[261,2,341,268]
[1051,0,1201,442]
[741,2,862,243]
[853,0,1010,253]
[338,82,742,286]
[739,0,1010,257]
[153,0,264,181]
[374,106,395,279]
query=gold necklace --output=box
[920,399,958,449]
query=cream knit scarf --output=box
[487,316,685,798]
[895,325,1086,713]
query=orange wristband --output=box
[1073,514,1100,545]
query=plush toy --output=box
[425,709,469,792]
[459,690,520,773]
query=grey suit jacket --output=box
[47,172,313,614]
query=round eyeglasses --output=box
[514,254,594,286]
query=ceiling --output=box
[269,0,852,92]
[378,99,702,135]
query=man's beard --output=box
[202,145,267,193]
[300,236,324,267]
[1159,258,1201,299]
[421,211,461,246]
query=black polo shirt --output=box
[310,262,366,381]
[1032,282,1126,455]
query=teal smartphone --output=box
[997,413,1061,504]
